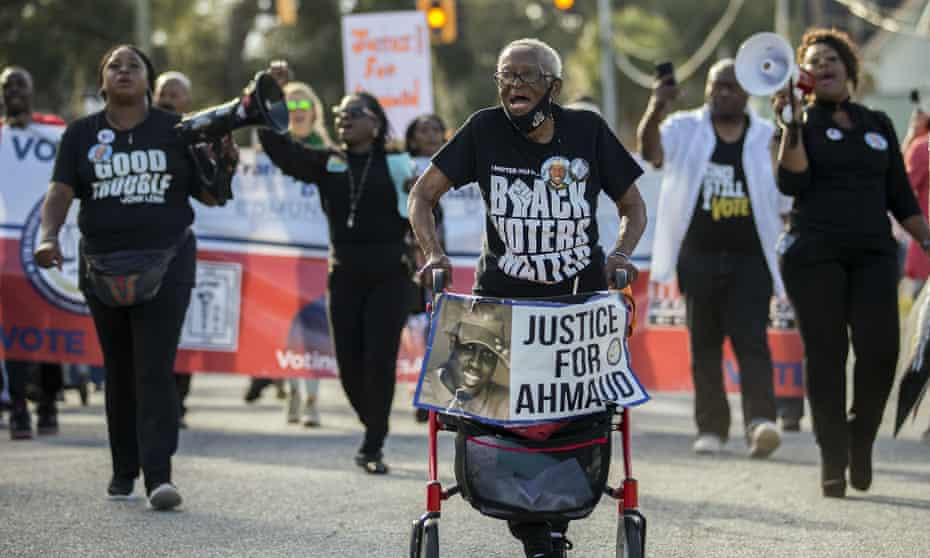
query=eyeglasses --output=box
[287,99,313,111]
[333,106,376,120]
[493,68,553,87]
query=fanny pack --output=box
[83,230,190,308]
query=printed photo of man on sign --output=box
[414,292,649,424]
[417,299,512,418]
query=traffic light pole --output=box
[598,0,617,132]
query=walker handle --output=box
[614,269,630,290]
[432,268,448,294]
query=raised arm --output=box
[34,182,75,269]
[408,163,455,289]
[772,88,810,195]
[636,79,678,168]
[257,129,328,184]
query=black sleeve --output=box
[877,111,921,221]
[777,165,810,196]
[596,117,643,202]
[258,129,329,184]
[51,123,82,196]
[431,112,478,188]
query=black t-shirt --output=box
[778,99,920,251]
[432,105,642,297]
[51,108,200,254]
[257,130,409,267]
[681,125,762,256]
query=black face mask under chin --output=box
[503,85,553,136]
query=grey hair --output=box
[498,38,563,79]
[154,71,192,93]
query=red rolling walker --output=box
[409,271,646,558]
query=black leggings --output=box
[780,241,898,469]
[84,241,194,492]
[327,261,413,456]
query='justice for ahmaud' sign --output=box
[414,291,649,425]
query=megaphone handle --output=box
[786,78,801,148]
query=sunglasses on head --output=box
[287,99,313,111]
[333,106,375,120]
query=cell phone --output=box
[655,62,675,86]
[910,89,920,105]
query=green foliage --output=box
[1,0,787,142]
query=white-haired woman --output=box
[409,37,647,558]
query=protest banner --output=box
[413,291,649,424]
[341,11,434,140]
[1,136,804,398]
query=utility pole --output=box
[598,0,617,132]
[135,0,152,52]
[775,0,790,38]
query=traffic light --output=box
[276,0,298,26]
[417,0,457,45]
[553,0,575,9]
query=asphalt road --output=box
[2,374,928,558]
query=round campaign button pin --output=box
[87,143,112,163]
[826,128,843,141]
[97,128,115,144]
[864,132,888,151]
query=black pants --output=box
[84,241,194,492]
[326,258,412,456]
[678,252,776,441]
[4,360,63,408]
[780,240,898,470]
[175,373,192,417]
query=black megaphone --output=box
[177,70,289,142]
[176,71,289,205]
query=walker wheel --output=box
[616,510,646,558]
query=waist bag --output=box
[83,230,189,308]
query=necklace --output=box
[346,150,374,228]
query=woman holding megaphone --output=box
[257,75,416,475]
[33,44,238,510]
[773,28,930,498]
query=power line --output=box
[831,0,930,36]
[613,0,746,88]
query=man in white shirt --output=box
[637,59,785,458]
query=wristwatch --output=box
[921,239,930,251]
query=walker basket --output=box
[452,410,612,522]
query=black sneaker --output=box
[551,533,573,557]
[354,452,389,475]
[9,404,32,440]
[147,483,182,511]
[37,402,59,435]
[107,477,136,500]
[512,523,553,558]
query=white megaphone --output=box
[734,32,796,96]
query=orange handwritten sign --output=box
[342,11,434,137]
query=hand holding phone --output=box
[655,62,676,86]
[652,61,678,107]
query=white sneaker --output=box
[302,396,321,427]
[147,483,182,511]
[748,420,781,459]
[692,434,723,455]
[286,390,301,424]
